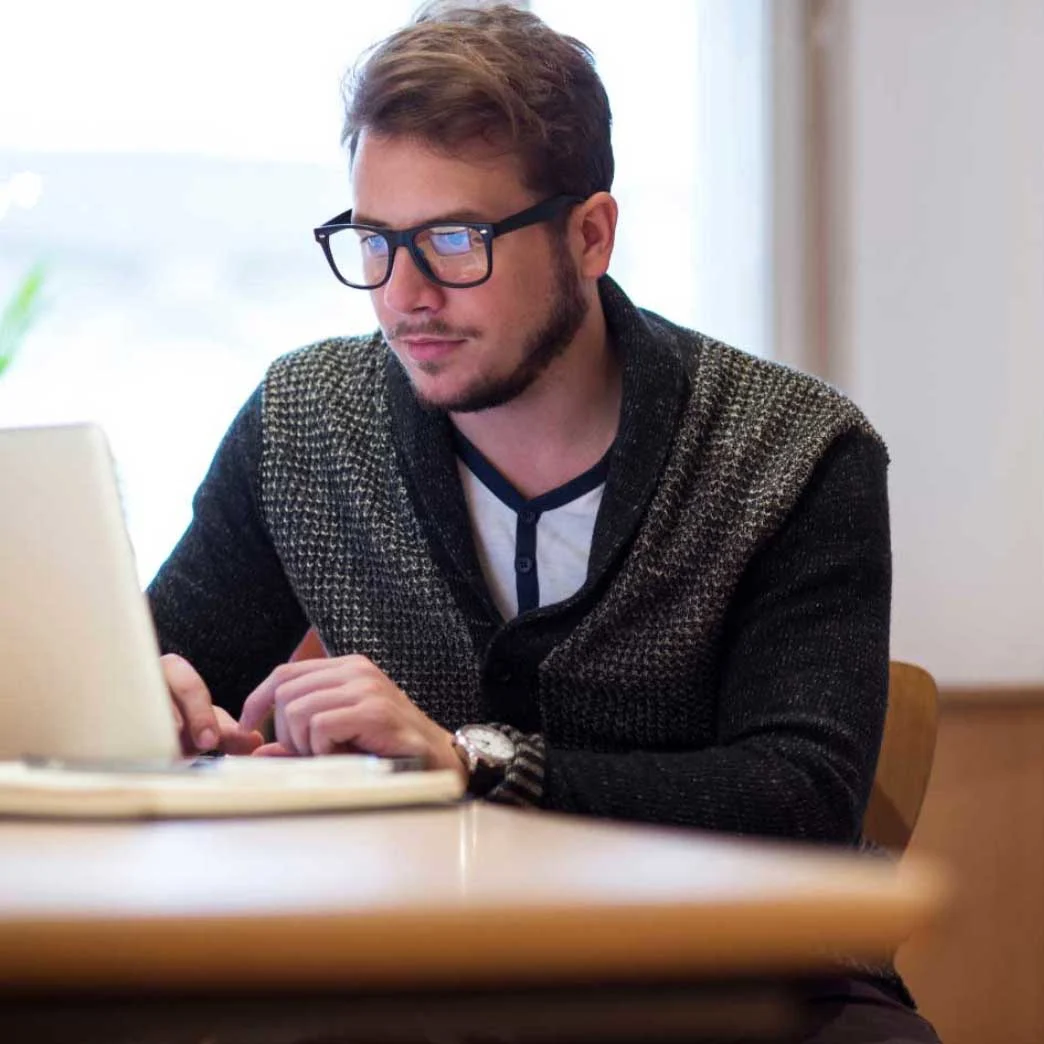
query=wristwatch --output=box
[451,724,517,796]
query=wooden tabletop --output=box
[0,803,947,993]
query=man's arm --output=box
[495,431,891,845]
[147,387,309,716]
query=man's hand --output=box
[161,654,264,756]
[238,656,465,777]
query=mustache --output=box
[387,319,482,340]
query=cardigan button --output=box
[515,556,534,574]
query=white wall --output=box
[835,0,1044,685]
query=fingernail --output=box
[197,728,218,750]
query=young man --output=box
[149,5,938,1040]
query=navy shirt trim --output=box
[451,429,612,613]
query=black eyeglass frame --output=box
[313,194,584,290]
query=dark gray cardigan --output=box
[149,277,892,843]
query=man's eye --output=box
[429,228,474,256]
[360,234,389,257]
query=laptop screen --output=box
[0,424,180,763]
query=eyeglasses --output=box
[313,194,583,290]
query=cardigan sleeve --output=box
[146,387,309,715]
[514,430,892,844]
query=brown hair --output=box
[341,2,614,199]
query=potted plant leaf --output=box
[0,263,46,379]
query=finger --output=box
[169,701,190,757]
[273,661,383,709]
[213,707,264,755]
[251,742,296,757]
[161,654,219,753]
[309,706,367,757]
[308,702,423,759]
[239,658,353,733]
[279,686,369,755]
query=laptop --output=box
[0,423,464,816]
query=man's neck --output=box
[450,301,621,501]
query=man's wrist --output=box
[451,723,547,807]
[432,729,469,783]
[451,724,518,796]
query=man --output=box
[148,4,939,1041]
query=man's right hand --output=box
[161,654,263,756]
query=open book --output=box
[0,756,463,819]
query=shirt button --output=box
[519,509,537,525]
[515,556,533,574]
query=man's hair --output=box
[340,2,614,200]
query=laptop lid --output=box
[0,423,180,763]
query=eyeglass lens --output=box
[328,225,490,288]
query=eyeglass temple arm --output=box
[489,195,584,237]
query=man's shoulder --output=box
[602,279,880,450]
[638,306,882,453]
[260,332,388,420]
[266,331,385,388]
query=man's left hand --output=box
[238,656,465,779]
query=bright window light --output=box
[0,1,767,583]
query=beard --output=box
[394,241,589,414]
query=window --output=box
[534,1,768,350]
[0,1,768,583]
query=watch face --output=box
[463,726,515,763]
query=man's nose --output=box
[380,245,444,315]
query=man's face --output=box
[350,132,587,413]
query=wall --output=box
[832,0,1044,686]
[900,695,1044,1044]
[801,6,1044,1037]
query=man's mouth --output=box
[398,336,467,363]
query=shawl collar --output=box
[385,276,691,613]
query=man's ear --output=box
[571,192,618,280]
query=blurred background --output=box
[0,0,767,583]
[1,3,1042,1040]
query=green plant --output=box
[0,263,47,379]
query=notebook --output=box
[0,423,464,817]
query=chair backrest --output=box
[862,661,940,851]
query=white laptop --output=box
[0,423,464,817]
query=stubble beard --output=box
[403,243,589,415]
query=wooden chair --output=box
[862,661,940,851]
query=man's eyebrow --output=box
[352,208,491,227]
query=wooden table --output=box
[0,803,946,1042]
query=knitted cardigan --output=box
[148,277,892,844]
